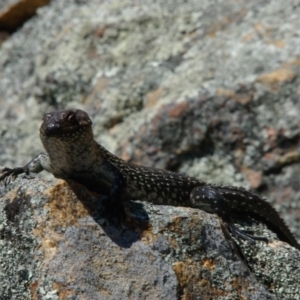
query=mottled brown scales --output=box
[0,109,299,250]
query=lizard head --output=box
[40,109,99,172]
[40,109,93,140]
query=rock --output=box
[2,176,295,299]
[0,0,300,298]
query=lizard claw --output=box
[0,167,26,186]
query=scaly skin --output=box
[1,109,299,250]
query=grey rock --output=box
[0,177,283,299]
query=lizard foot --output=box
[226,223,268,244]
[0,167,27,186]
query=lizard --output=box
[0,109,299,250]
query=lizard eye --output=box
[68,113,76,122]
[43,113,52,120]
[63,111,77,123]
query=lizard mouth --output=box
[40,109,92,137]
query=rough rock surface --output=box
[0,0,300,299]
[2,177,299,300]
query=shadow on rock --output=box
[66,180,150,248]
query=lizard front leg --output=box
[0,152,50,185]
[189,186,268,244]
[96,160,127,222]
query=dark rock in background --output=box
[0,0,300,298]
[0,0,49,33]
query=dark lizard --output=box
[1,109,299,250]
